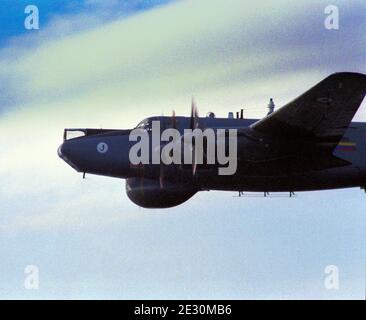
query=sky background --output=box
[0,0,366,299]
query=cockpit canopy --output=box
[135,117,178,131]
[63,129,86,141]
[63,128,124,141]
[135,119,151,130]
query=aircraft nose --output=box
[57,141,81,171]
[57,141,69,160]
[57,144,65,159]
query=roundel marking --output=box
[317,97,333,103]
[97,142,109,154]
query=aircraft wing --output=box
[251,72,366,149]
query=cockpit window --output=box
[63,129,86,141]
[135,119,151,130]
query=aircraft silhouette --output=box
[58,72,366,208]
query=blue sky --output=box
[0,0,366,299]
[0,0,172,46]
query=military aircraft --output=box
[58,72,366,208]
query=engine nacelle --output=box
[125,178,197,208]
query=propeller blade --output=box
[159,165,164,189]
[190,98,195,129]
[160,109,177,188]
[194,107,199,127]
[192,160,197,176]
[189,98,199,175]
[171,109,177,129]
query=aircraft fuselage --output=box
[58,117,366,193]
